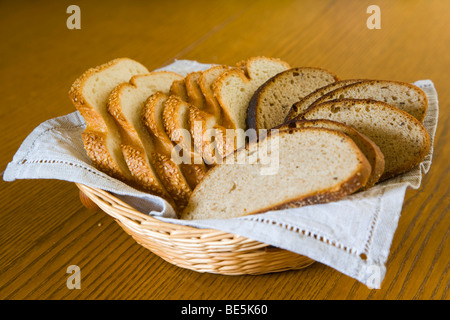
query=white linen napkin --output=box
[3,60,438,289]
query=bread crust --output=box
[185,71,207,110]
[198,65,229,123]
[162,95,210,188]
[81,131,131,182]
[143,92,208,190]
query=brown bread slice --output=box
[213,56,290,130]
[247,67,339,130]
[108,71,191,209]
[299,99,430,180]
[303,80,428,122]
[285,79,363,121]
[181,128,371,220]
[277,119,384,189]
[68,58,149,182]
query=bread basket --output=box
[76,183,315,275]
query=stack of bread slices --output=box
[69,56,430,219]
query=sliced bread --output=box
[197,65,230,125]
[170,78,189,101]
[185,71,207,109]
[162,95,209,174]
[213,56,290,130]
[247,67,339,130]
[107,71,192,209]
[299,99,430,180]
[162,95,197,158]
[188,106,219,165]
[285,79,363,121]
[277,119,384,189]
[303,80,428,122]
[142,92,207,190]
[181,127,371,220]
[189,106,238,164]
[68,58,149,182]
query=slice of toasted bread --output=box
[299,99,430,180]
[108,71,192,209]
[181,127,371,220]
[69,58,149,182]
[213,56,290,130]
[277,119,384,189]
[247,67,339,130]
[304,80,428,122]
[285,79,363,121]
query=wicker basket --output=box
[76,183,315,275]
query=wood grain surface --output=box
[0,0,448,300]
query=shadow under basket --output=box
[76,183,315,275]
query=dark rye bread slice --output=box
[299,99,430,181]
[181,128,371,220]
[247,67,339,130]
[302,79,428,122]
[285,79,363,121]
[277,119,384,189]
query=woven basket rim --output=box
[76,183,315,275]
[76,183,238,235]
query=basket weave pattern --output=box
[77,183,315,275]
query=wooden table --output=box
[1,0,448,301]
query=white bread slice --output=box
[162,95,197,157]
[247,67,339,130]
[213,56,290,130]
[300,99,430,180]
[68,58,148,182]
[142,91,208,190]
[162,95,210,176]
[181,128,371,220]
[277,119,385,189]
[285,79,363,121]
[188,106,218,165]
[185,71,207,109]
[304,80,428,122]
[188,106,238,165]
[108,71,192,209]
[197,65,230,125]
[169,78,189,101]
